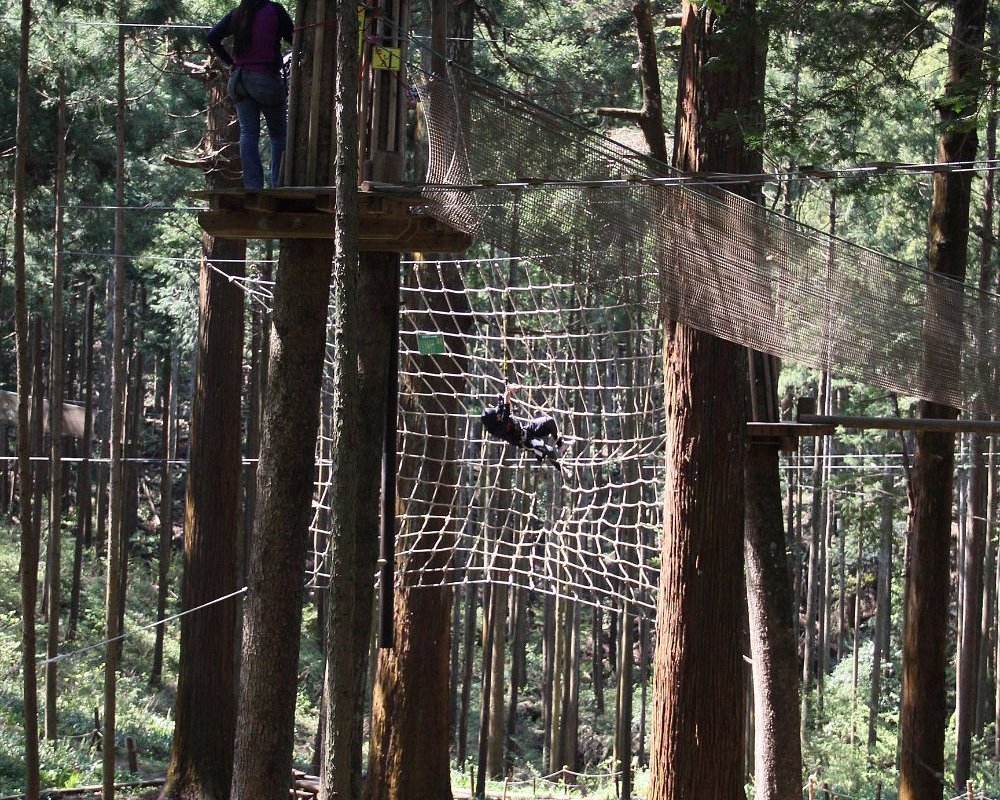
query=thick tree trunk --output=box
[161,108,245,797]
[899,2,986,799]
[365,263,465,797]
[649,1,759,797]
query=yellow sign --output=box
[371,45,400,71]
[358,6,400,71]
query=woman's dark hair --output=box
[232,0,266,56]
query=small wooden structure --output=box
[196,186,471,252]
[747,395,1000,451]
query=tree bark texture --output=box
[160,63,245,800]
[649,1,759,797]
[232,233,333,800]
[899,1,986,799]
[150,353,172,688]
[745,359,801,800]
[14,0,39,785]
[319,0,364,795]
[162,223,245,797]
[102,23,128,799]
[365,269,466,797]
[44,78,67,742]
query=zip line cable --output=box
[35,586,248,668]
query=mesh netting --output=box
[309,256,664,614]
[416,67,1000,415]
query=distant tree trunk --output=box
[868,468,894,751]
[850,534,864,744]
[802,378,828,744]
[44,76,67,742]
[116,328,144,654]
[649,1,757,797]
[637,617,650,767]
[67,284,95,639]
[955,430,987,787]
[506,586,527,752]
[14,0,39,784]
[102,20,128,799]
[487,583,508,778]
[746,353,801,800]
[974,76,997,740]
[899,1,986,798]
[457,583,477,767]
[32,321,45,619]
[592,606,605,717]
[614,604,634,799]
[475,584,498,798]
[150,353,173,688]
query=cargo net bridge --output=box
[299,60,1000,618]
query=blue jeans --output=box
[228,69,287,189]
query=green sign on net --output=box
[416,332,446,355]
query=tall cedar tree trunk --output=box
[67,284,95,639]
[161,66,246,800]
[649,1,759,797]
[102,21,128,799]
[14,0,39,785]
[899,1,986,798]
[149,353,172,687]
[231,0,349,789]
[365,260,467,800]
[44,76,67,742]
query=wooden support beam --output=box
[194,187,472,251]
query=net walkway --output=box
[416,66,1000,416]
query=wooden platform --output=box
[195,187,472,252]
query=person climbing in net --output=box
[481,383,565,466]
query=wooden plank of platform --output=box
[747,421,836,452]
[194,188,471,252]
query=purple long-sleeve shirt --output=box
[206,1,293,74]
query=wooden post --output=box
[874,782,881,800]
[967,779,973,800]
[125,735,138,773]
[808,776,815,800]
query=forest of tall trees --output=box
[2,0,1000,799]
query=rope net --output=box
[416,66,1000,416]
[310,256,663,614]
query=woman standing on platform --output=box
[207,0,293,189]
